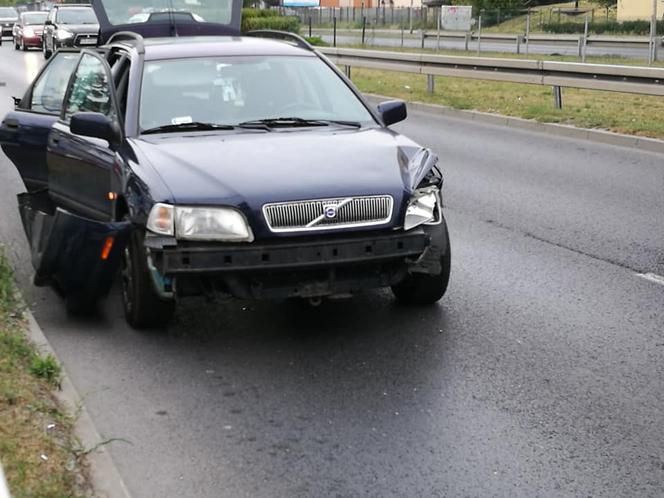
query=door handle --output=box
[3,118,19,129]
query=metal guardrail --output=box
[422,31,662,48]
[319,47,664,97]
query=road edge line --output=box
[364,93,664,155]
[24,310,132,498]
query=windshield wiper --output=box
[237,117,362,129]
[141,122,235,135]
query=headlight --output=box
[56,29,73,40]
[23,27,34,37]
[146,204,254,242]
[404,187,441,231]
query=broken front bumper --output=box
[145,229,437,300]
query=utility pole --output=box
[409,0,414,34]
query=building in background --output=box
[617,0,663,21]
[318,0,423,7]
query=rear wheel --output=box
[392,226,451,305]
[121,227,175,329]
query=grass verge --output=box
[351,67,664,139]
[0,250,91,498]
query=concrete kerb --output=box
[24,311,131,498]
[364,93,664,155]
[0,464,9,498]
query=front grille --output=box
[74,33,98,46]
[263,195,393,233]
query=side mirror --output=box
[377,100,407,127]
[70,112,122,146]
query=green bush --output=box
[242,8,281,19]
[305,36,328,47]
[242,15,300,33]
[543,20,664,35]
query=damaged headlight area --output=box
[404,187,442,231]
[147,203,254,242]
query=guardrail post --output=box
[477,15,482,56]
[427,74,435,94]
[421,30,425,49]
[401,23,405,48]
[516,34,521,54]
[465,32,471,52]
[308,16,312,38]
[344,65,351,79]
[553,86,563,109]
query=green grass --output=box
[350,67,664,139]
[484,1,616,34]
[0,250,91,498]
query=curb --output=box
[0,464,9,498]
[364,94,664,155]
[24,311,132,498]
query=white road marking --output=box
[636,272,664,286]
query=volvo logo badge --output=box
[323,205,338,219]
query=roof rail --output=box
[246,30,314,52]
[106,31,145,53]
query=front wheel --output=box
[392,225,451,305]
[121,227,175,329]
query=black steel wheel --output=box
[121,227,175,329]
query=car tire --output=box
[392,224,451,305]
[121,226,175,329]
[43,38,51,59]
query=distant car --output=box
[0,6,19,40]
[12,11,49,51]
[0,0,451,328]
[42,4,99,59]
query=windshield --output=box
[0,7,18,18]
[22,12,48,25]
[56,8,97,24]
[100,0,232,26]
[139,56,375,132]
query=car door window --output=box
[63,53,117,122]
[29,52,80,115]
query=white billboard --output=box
[441,5,473,31]
[283,0,320,6]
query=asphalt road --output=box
[1,44,664,498]
[312,29,654,60]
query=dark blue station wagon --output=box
[0,0,451,328]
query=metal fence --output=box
[319,46,664,108]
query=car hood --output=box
[0,17,18,22]
[131,128,438,237]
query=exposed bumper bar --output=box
[149,230,429,276]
